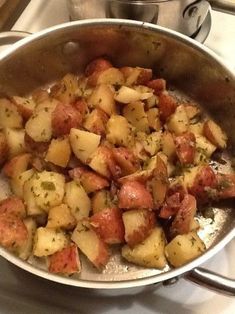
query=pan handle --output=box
[186,267,235,296]
[209,0,235,14]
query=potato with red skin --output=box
[11,96,36,120]
[0,196,26,218]
[189,165,218,203]
[216,173,235,199]
[122,209,156,247]
[203,119,227,149]
[0,132,9,166]
[68,167,109,194]
[24,133,49,154]
[52,103,82,137]
[118,181,153,210]
[48,244,81,275]
[90,207,125,244]
[83,109,109,136]
[147,79,166,95]
[71,219,109,269]
[112,147,140,176]
[170,194,197,238]
[0,213,28,249]
[158,93,177,121]
[73,99,88,120]
[85,58,112,76]
[151,155,169,209]
[3,153,31,178]
[159,193,181,219]
[87,67,124,87]
[175,132,196,165]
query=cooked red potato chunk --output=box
[118,181,153,210]
[203,119,227,149]
[48,244,81,275]
[167,105,189,135]
[88,84,116,116]
[85,58,112,76]
[158,93,177,121]
[12,96,36,120]
[90,207,125,244]
[147,79,166,95]
[170,194,197,237]
[122,209,155,247]
[159,193,181,219]
[45,137,71,168]
[50,73,78,103]
[83,109,109,136]
[46,204,76,230]
[0,98,23,129]
[122,227,167,269]
[91,190,113,214]
[0,196,26,218]
[71,219,109,269]
[112,147,140,176]
[0,213,28,249]
[3,153,31,178]
[87,67,124,87]
[0,132,8,165]
[175,132,196,165]
[120,66,152,85]
[4,128,26,157]
[52,103,82,137]
[69,167,109,194]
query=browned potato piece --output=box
[162,131,176,160]
[12,96,36,120]
[3,153,31,178]
[50,73,78,103]
[87,67,124,87]
[165,232,206,267]
[71,219,109,269]
[123,101,150,133]
[4,128,26,157]
[120,66,152,85]
[91,190,113,214]
[0,98,23,129]
[203,119,227,149]
[184,104,201,120]
[0,132,8,165]
[122,227,167,269]
[88,84,116,116]
[83,109,109,136]
[0,196,26,218]
[147,108,161,131]
[122,209,156,247]
[46,204,76,230]
[45,137,71,168]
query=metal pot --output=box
[67,0,235,36]
[0,19,235,296]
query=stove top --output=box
[0,1,235,313]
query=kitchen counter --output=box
[0,1,234,313]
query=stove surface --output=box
[0,1,234,313]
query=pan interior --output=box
[0,21,235,283]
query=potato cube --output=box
[122,209,156,247]
[33,227,68,257]
[46,204,76,230]
[69,128,101,163]
[4,128,26,157]
[88,84,116,116]
[11,169,35,198]
[165,231,206,267]
[122,227,167,269]
[147,108,161,131]
[91,190,113,214]
[18,218,37,260]
[123,101,150,133]
[31,171,65,211]
[71,220,109,269]
[12,96,36,120]
[203,119,227,149]
[45,137,71,167]
[167,105,189,135]
[143,131,162,156]
[50,73,78,103]
[0,98,23,129]
[3,153,31,178]
[64,181,91,221]
[106,115,134,147]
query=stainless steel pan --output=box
[67,0,235,36]
[0,19,234,296]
